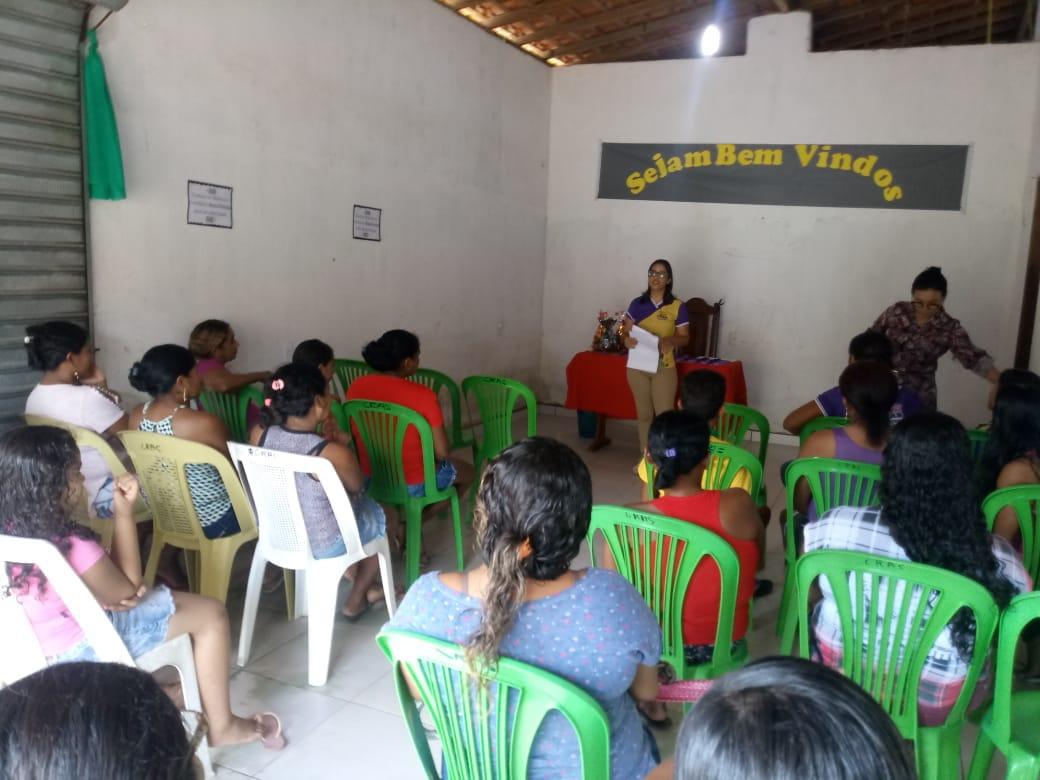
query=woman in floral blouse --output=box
[871,266,999,410]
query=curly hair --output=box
[260,363,327,428]
[0,426,96,594]
[978,373,1040,494]
[648,411,710,491]
[467,437,592,675]
[187,319,231,359]
[881,412,1016,660]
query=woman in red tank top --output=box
[631,411,763,664]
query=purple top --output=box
[816,385,923,426]
[807,427,884,523]
[625,296,689,327]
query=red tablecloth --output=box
[564,352,747,419]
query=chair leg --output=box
[966,726,996,780]
[237,549,268,668]
[1007,752,1040,780]
[916,725,963,780]
[450,495,464,572]
[405,504,423,587]
[143,531,165,586]
[373,538,398,616]
[305,567,342,687]
[776,571,794,642]
[184,550,201,594]
[198,542,238,603]
[283,570,296,621]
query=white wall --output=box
[541,13,1040,426]
[88,1,550,397]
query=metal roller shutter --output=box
[0,0,89,429]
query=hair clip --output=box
[264,398,272,406]
[23,335,32,344]
[271,379,285,391]
[663,447,677,458]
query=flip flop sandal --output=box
[341,601,372,624]
[254,712,286,751]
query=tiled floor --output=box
[208,411,1001,778]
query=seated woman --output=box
[188,319,270,394]
[0,426,283,750]
[978,370,1040,542]
[387,437,662,780]
[630,411,763,666]
[23,321,128,519]
[783,330,923,436]
[347,329,473,499]
[127,345,240,538]
[805,412,1029,726]
[648,657,915,780]
[250,363,389,621]
[0,662,196,779]
[292,338,350,445]
[793,360,897,521]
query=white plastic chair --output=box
[229,442,397,687]
[0,534,214,778]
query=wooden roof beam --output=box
[817,0,1008,45]
[480,0,583,30]
[580,17,748,63]
[513,0,702,46]
[830,6,1020,48]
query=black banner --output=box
[597,143,968,211]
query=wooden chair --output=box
[682,297,723,358]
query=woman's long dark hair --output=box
[638,258,676,305]
[978,374,1040,494]
[839,360,897,446]
[0,662,195,779]
[881,413,1016,660]
[467,437,591,675]
[0,426,96,593]
[648,411,710,492]
[675,657,915,780]
[261,363,327,428]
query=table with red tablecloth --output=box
[565,351,747,420]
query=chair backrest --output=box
[23,414,129,542]
[588,505,743,679]
[332,359,373,400]
[409,368,469,450]
[118,431,256,546]
[983,484,1040,583]
[985,591,1040,747]
[681,297,722,358]
[336,400,445,504]
[795,550,999,737]
[461,375,537,467]
[0,534,133,685]
[966,428,989,467]
[799,415,848,444]
[377,628,610,780]
[228,442,364,569]
[716,402,770,465]
[784,457,882,522]
[197,386,263,444]
[702,441,763,499]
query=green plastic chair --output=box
[778,457,882,651]
[967,428,990,467]
[409,368,472,451]
[461,375,537,476]
[197,386,263,443]
[377,628,610,780]
[983,485,1040,584]
[335,400,464,587]
[588,505,747,680]
[717,402,770,465]
[332,359,372,400]
[643,442,764,503]
[795,550,999,780]
[968,591,1040,780]
[799,415,848,445]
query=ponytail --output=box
[648,411,710,491]
[839,361,897,447]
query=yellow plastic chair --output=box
[23,414,149,549]
[118,431,258,604]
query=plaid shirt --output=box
[805,505,1030,724]
[871,301,994,410]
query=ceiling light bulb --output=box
[700,24,721,57]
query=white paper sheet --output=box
[626,325,659,374]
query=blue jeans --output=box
[407,459,457,498]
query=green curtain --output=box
[82,29,125,200]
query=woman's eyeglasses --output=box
[911,300,943,311]
[648,271,669,279]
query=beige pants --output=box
[626,364,678,453]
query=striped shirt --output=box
[805,505,1030,723]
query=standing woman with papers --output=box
[623,259,690,457]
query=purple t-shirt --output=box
[386,568,661,780]
[815,385,923,425]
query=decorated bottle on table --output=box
[593,310,626,353]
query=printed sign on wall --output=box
[597,143,969,210]
[187,180,233,228]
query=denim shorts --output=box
[311,494,387,559]
[49,585,176,664]
[407,459,457,498]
